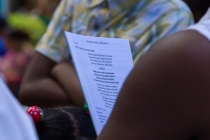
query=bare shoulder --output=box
[141,30,210,72]
[98,30,210,140]
[134,30,210,87]
[129,30,210,97]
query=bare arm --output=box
[19,52,71,107]
[51,62,85,108]
[19,0,76,107]
[97,30,210,139]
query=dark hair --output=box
[184,0,210,14]
[35,106,96,140]
[8,30,30,41]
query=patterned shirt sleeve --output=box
[133,9,194,64]
[36,0,73,63]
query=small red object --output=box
[26,106,44,123]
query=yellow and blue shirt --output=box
[36,0,194,64]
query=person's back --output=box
[97,7,210,140]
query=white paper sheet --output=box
[65,32,134,135]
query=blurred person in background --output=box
[7,12,47,45]
[17,0,60,25]
[35,0,60,25]
[7,0,60,45]
[0,30,33,97]
[0,16,8,57]
[20,0,193,108]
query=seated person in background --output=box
[27,106,96,140]
[97,7,210,140]
[0,30,33,97]
[19,0,193,108]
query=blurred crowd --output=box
[0,0,60,96]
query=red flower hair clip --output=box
[26,106,44,123]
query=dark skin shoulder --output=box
[97,30,210,140]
